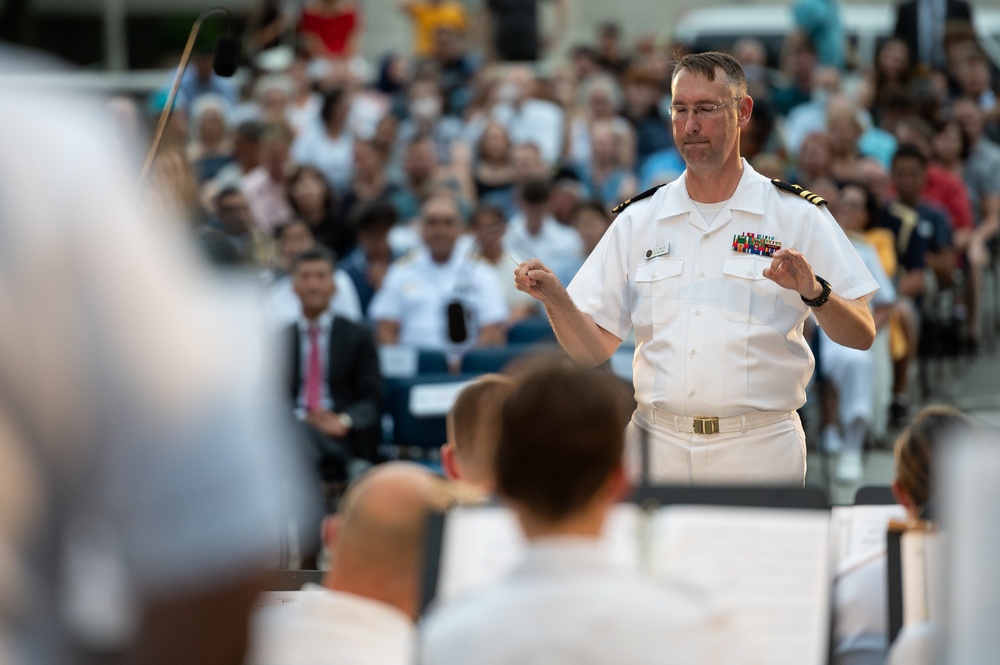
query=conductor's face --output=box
[670,67,751,174]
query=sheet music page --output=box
[436,503,642,602]
[831,505,907,572]
[438,506,523,603]
[648,506,831,665]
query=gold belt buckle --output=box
[693,416,720,435]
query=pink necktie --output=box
[306,325,322,412]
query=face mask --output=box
[410,95,441,121]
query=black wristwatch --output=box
[801,275,832,308]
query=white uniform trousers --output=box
[625,407,807,485]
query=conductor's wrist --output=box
[802,278,823,300]
[800,275,832,308]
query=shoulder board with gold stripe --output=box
[771,179,828,207]
[611,183,666,215]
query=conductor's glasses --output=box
[668,96,742,119]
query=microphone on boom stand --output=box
[135,6,241,192]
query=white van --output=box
[672,3,1000,71]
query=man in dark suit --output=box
[288,246,383,483]
[894,0,973,72]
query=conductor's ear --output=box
[738,95,754,128]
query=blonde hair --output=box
[446,374,516,478]
[894,404,974,511]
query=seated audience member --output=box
[894,117,975,240]
[263,219,363,326]
[242,122,297,233]
[472,121,519,217]
[490,65,565,166]
[210,186,275,267]
[793,132,834,185]
[370,192,508,362]
[549,168,586,227]
[299,0,363,61]
[888,145,956,421]
[510,141,551,182]
[468,204,539,323]
[291,87,356,194]
[396,77,466,166]
[340,200,401,318]
[285,246,383,476]
[247,463,453,665]
[949,97,1000,354]
[578,120,637,210]
[203,118,262,196]
[440,373,516,494]
[286,164,354,260]
[503,177,584,269]
[555,200,611,285]
[187,93,233,183]
[833,405,975,665]
[420,361,739,665]
[621,67,674,167]
[815,181,897,481]
[399,0,468,58]
[339,139,400,225]
[392,134,464,223]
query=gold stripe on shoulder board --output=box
[770,178,828,207]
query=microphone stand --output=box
[135,6,234,193]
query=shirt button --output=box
[746,270,754,277]
[688,390,695,396]
[690,349,697,357]
[703,233,711,238]
[699,271,705,277]
[694,310,701,316]
[651,273,658,278]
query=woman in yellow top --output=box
[399,0,469,57]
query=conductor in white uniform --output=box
[514,51,879,485]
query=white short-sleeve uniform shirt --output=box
[568,161,878,418]
[369,246,509,355]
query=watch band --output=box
[801,275,832,308]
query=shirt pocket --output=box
[633,258,684,325]
[722,257,778,325]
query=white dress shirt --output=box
[567,160,878,418]
[291,122,355,193]
[420,537,743,665]
[262,270,363,328]
[491,98,565,166]
[503,213,584,270]
[241,166,296,233]
[246,584,415,665]
[369,246,509,355]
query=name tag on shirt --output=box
[645,243,670,259]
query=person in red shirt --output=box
[895,117,975,239]
[300,0,363,59]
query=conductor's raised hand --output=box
[763,248,823,298]
[514,258,565,303]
